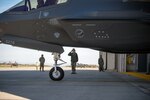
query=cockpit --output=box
[7,0,68,12]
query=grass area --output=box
[0,64,50,67]
[0,65,12,68]
[0,65,33,68]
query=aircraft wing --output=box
[1,35,64,53]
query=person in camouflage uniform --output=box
[39,54,45,72]
[68,48,78,74]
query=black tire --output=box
[49,67,64,81]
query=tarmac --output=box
[0,67,150,100]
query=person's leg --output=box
[42,63,44,71]
[42,66,44,71]
[71,62,75,74]
[74,62,76,72]
[71,62,74,73]
[71,62,76,74]
[40,66,41,71]
[102,65,104,72]
[99,65,101,72]
[43,67,44,71]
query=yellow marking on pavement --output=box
[122,72,150,81]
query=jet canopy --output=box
[7,0,68,12]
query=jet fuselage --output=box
[0,0,150,53]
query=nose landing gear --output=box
[49,66,64,81]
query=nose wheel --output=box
[49,67,64,81]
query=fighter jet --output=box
[0,0,150,81]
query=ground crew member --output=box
[98,55,104,72]
[68,48,78,74]
[39,54,45,72]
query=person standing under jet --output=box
[39,54,45,72]
[68,48,78,74]
[98,55,104,72]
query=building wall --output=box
[116,54,150,73]
[107,53,115,70]
[99,52,150,73]
[99,52,115,70]
[115,54,126,72]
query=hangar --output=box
[99,52,150,74]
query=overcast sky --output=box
[0,0,99,66]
